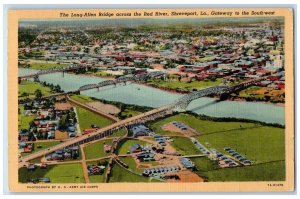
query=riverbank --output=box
[76,71,285,107]
[19,68,285,125]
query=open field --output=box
[70,95,94,104]
[83,139,113,160]
[108,163,151,183]
[169,137,200,156]
[195,125,285,164]
[18,106,35,130]
[76,106,113,131]
[119,109,142,119]
[18,80,52,99]
[26,62,67,70]
[19,163,85,183]
[191,157,219,172]
[117,139,150,155]
[149,113,285,181]
[148,78,223,91]
[21,141,60,157]
[119,156,144,174]
[238,86,285,102]
[200,161,285,181]
[150,113,259,136]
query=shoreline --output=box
[18,68,285,107]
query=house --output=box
[103,144,112,153]
[130,125,151,137]
[130,144,142,153]
[180,158,195,169]
[83,128,96,135]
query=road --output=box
[18,103,174,168]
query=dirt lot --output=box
[173,170,204,182]
[162,122,199,137]
[55,102,73,110]
[86,101,120,115]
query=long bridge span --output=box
[18,64,89,79]
[18,76,267,167]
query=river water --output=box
[19,68,285,125]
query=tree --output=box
[34,89,42,99]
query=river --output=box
[19,68,285,125]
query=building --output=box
[130,125,151,137]
[180,158,195,169]
[130,144,142,153]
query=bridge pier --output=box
[62,71,65,77]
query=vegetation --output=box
[200,161,285,181]
[20,62,67,70]
[109,163,151,183]
[169,137,200,156]
[76,106,113,131]
[149,113,285,181]
[18,80,52,100]
[84,139,113,160]
[148,78,223,92]
[19,163,85,183]
[18,106,36,130]
[70,95,94,104]
[119,156,144,174]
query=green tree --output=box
[34,89,42,99]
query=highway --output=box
[18,103,175,168]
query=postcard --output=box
[7,7,294,192]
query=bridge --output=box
[18,104,174,168]
[18,64,89,79]
[77,71,165,92]
[18,76,266,167]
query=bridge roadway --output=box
[18,103,175,168]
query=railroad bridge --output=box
[77,71,165,92]
[18,64,89,80]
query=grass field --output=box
[117,139,150,155]
[200,161,285,181]
[195,125,285,164]
[169,137,201,155]
[19,163,85,183]
[191,157,219,172]
[108,163,151,183]
[70,95,94,104]
[119,156,144,174]
[21,141,60,157]
[28,62,67,70]
[149,113,285,181]
[119,108,142,119]
[18,80,52,99]
[18,106,35,130]
[150,113,258,137]
[84,139,113,160]
[148,78,223,91]
[76,106,113,131]
[106,129,127,138]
